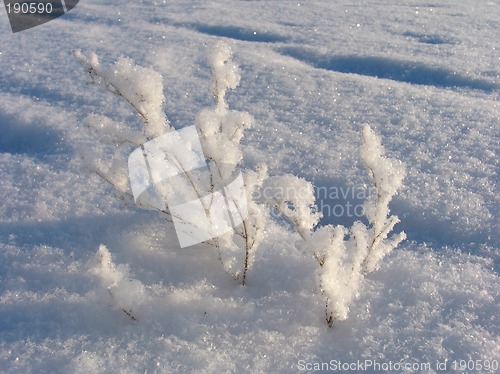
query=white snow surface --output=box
[0,1,499,373]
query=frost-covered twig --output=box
[77,43,266,285]
[74,50,170,138]
[255,174,322,240]
[359,125,407,274]
[89,245,143,322]
[299,125,406,327]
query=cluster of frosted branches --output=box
[299,125,406,326]
[77,42,406,326]
[76,43,266,284]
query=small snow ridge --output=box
[0,112,68,160]
[191,24,288,43]
[279,47,498,92]
[402,31,456,45]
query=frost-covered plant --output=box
[77,43,406,326]
[193,43,267,284]
[76,42,266,284]
[253,126,405,326]
[89,245,145,321]
[298,125,406,326]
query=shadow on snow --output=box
[279,47,498,92]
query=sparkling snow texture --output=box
[0,1,498,373]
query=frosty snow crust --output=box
[2,1,499,370]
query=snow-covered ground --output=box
[0,1,498,373]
